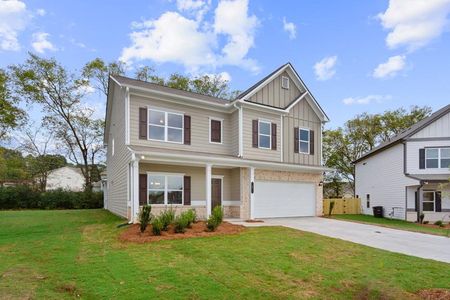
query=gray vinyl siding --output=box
[106,82,132,218]
[230,110,239,156]
[242,108,281,161]
[247,71,303,108]
[411,111,450,138]
[283,98,322,166]
[130,95,233,155]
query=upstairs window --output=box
[148,109,183,143]
[299,129,310,154]
[426,148,450,169]
[258,120,271,149]
[209,118,223,144]
[281,76,289,89]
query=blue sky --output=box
[1,0,450,128]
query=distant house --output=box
[46,166,85,191]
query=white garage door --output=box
[253,181,316,218]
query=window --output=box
[148,109,183,143]
[281,76,289,89]
[258,120,271,149]
[209,118,222,143]
[299,129,310,154]
[426,148,450,169]
[148,174,183,205]
[423,191,435,212]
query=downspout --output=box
[234,102,243,158]
[416,181,424,223]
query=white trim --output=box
[280,115,283,162]
[147,172,184,206]
[111,138,115,156]
[209,117,223,144]
[131,159,139,223]
[299,128,310,155]
[223,200,241,206]
[285,92,308,111]
[110,75,122,86]
[281,76,289,89]
[239,99,287,113]
[249,167,255,219]
[238,105,243,157]
[125,87,130,145]
[147,108,184,144]
[258,119,272,149]
[211,176,224,209]
[205,164,212,218]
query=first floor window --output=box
[425,147,450,169]
[258,120,271,149]
[299,129,310,154]
[148,109,183,143]
[148,174,183,205]
[422,191,435,211]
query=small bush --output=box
[212,205,223,223]
[423,221,429,224]
[434,220,444,227]
[174,213,190,233]
[206,206,223,232]
[419,213,425,224]
[159,207,175,231]
[185,209,197,228]
[151,217,163,236]
[329,200,335,216]
[139,205,152,233]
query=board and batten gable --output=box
[410,110,450,138]
[106,82,132,219]
[283,97,322,166]
[129,94,233,155]
[247,70,304,108]
[355,144,417,219]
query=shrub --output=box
[423,221,429,224]
[419,213,425,224]
[151,217,163,236]
[212,205,223,223]
[434,220,444,227]
[139,205,152,233]
[174,213,190,233]
[329,200,335,216]
[185,209,197,228]
[159,207,175,231]
[206,206,224,232]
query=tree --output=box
[82,58,126,95]
[323,106,432,195]
[0,69,26,140]
[10,53,104,191]
[0,147,28,182]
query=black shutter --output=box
[184,176,191,205]
[436,191,442,212]
[139,174,147,206]
[414,191,418,212]
[271,123,277,150]
[294,127,299,153]
[252,120,258,148]
[310,130,315,155]
[184,115,191,145]
[139,108,147,139]
[419,149,425,169]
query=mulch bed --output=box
[417,289,450,300]
[119,221,245,243]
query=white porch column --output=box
[205,164,212,218]
[249,167,255,219]
[131,159,140,223]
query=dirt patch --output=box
[119,221,245,243]
[417,289,450,300]
[245,219,264,223]
[57,283,81,298]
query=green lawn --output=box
[333,214,450,237]
[0,210,449,299]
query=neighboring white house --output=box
[46,166,85,191]
[354,104,450,223]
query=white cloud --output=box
[203,71,231,81]
[0,0,29,51]
[377,0,450,50]
[120,0,259,73]
[282,17,296,39]
[176,0,211,20]
[31,32,57,54]
[373,55,406,78]
[314,56,337,81]
[342,94,392,105]
[36,8,46,16]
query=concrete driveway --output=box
[240,217,450,263]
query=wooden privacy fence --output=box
[323,198,361,215]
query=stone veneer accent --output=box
[223,205,240,218]
[253,169,324,217]
[240,168,250,220]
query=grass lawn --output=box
[333,214,450,237]
[0,210,449,299]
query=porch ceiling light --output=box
[141,155,145,160]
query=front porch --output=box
[406,181,450,223]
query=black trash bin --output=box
[372,206,383,218]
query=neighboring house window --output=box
[299,129,310,154]
[422,191,435,211]
[425,148,450,169]
[148,174,183,205]
[148,109,183,143]
[258,120,271,149]
[366,194,370,208]
[281,76,289,89]
[209,118,223,144]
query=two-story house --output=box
[104,63,330,223]
[354,104,450,222]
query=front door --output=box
[211,178,222,211]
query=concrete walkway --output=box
[231,217,450,263]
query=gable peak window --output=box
[425,148,450,169]
[148,109,183,143]
[299,128,310,154]
[209,118,223,144]
[281,76,290,89]
[258,120,271,149]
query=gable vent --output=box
[281,76,289,89]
